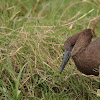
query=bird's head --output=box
[60,29,93,74]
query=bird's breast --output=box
[72,54,99,76]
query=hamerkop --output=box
[60,29,100,76]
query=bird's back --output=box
[87,37,100,59]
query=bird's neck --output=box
[71,29,93,56]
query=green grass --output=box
[0,0,100,99]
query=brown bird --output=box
[60,29,100,76]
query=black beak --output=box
[60,50,71,74]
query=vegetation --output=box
[0,0,100,99]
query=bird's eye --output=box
[71,43,75,47]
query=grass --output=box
[0,0,100,99]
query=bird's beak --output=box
[60,50,71,74]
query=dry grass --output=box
[0,0,100,100]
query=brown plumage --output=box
[60,29,100,76]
